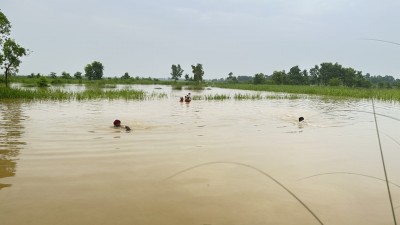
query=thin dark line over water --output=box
[297,172,400,189]
[165,161,324,225]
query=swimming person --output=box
[113,119,121,127]
[299,117,304,122]
[185,93,191,102]
[113,119,131,131]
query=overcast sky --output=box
[2,0,400,79]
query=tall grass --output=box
[0,87,71,100]
[213,83,400,102]
[75,89,146,100]
[171,83,184,90]
[0,87,161,101]
[184,83,206,90]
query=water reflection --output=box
[0,101,26,189]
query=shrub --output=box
[37,77,49,87]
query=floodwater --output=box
[1,85,399,225]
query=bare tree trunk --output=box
[5,67,9,88]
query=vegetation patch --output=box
[213,83,400,102]
[0,87,162,101]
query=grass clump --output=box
[75,89,146,100]
[234,93,263,100]
[204,94,230,100]
[37,77,49,87]
[185,84,206,91]
[171,83,184,90]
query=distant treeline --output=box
[2,62,399,89]
[3,74,166,87]
[213,62,400,89]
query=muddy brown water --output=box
[1,85,399,225]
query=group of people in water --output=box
[113,93,193,132]
[113,94,305,132]
[179,93,191,103]
[113,116,305,132]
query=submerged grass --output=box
[190,93,304,101]
[204,94,230,100]
[234,93,263,100]
[189,93,304,101]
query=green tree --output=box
[1,39,27,87]
[309,65,320,85]
[0,10,11,46]
[84,61,104,80]
[184,73,190,81]
[237,76,253,83]
[287,65,304,85]
[170,64,184,81]
[191,63,204,83]
[121,72,130,79]
[329,77,342,86]
[74,72,82,79]
[49,72,57,78]
[253,73,266,84]
[271,70,287,84]
[342,67,357,87]
[0,11,27,87]
[357,78,372,88]
[226,72,238,83]
[319,62,343,85]
[317,62,370,87]
[301,69,309,85]
[393,80,400,89]
[61,71,72,79]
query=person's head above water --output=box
[298,117,304,122]
[113,119,121,127]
